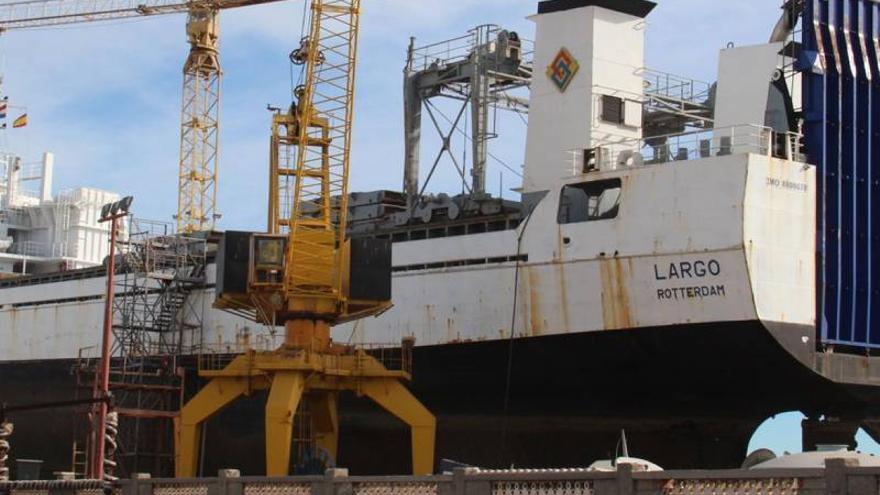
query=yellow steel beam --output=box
[176,376,253,477]
[176,350,435,476]
[265,372,306,476]
[309,392,339,461]
[360,379,436,475]
[0,0,286,31]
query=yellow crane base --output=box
[175,348,436,477]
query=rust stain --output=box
[527,266,542,336]
[746,240,756,269]
[555,262,571,332]
[555,224,564,261]
[599,257,633,330]
[446,317,457,343]
[424,304,434,340]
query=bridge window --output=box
[601,95,625,124]
[558,178,622,224]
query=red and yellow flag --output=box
[12,114,26,128]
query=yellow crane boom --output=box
[0,0,285,233]
[0,0,278,30]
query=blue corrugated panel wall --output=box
[803,0,880,348]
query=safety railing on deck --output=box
[8,240,69,258]
[197,338,277,372]
[641,68,713,108]
[407,24,534,74]
[571,124,806,176]
[197,339,414,375]
[1,458,875,495]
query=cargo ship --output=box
[4,0,880,478]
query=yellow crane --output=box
[0,0,436,475]
[0,0,283,233]
[186,0,436,476]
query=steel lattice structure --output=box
[278,0,361,303]
[177,8,222,234]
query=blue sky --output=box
[751,413,880,457]
[1,0,875,460]
[0,0,793,229]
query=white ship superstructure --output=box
[340,3,816,346]
[0,151,119,276]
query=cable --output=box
[294,0,309,92]
[499,202,538,462]
[290,54,296,94]
[298,0,308,41]
[8,15,159,33]
[430,100,524,179]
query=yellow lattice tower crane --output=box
[180,0,436,476]
[0,0,283,233]
[177,7,222,234]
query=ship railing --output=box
[143,235,206,277]
[357,339,415,375]
[8,240,69,258]
[119,340,204,359]
[197,337,279,371]
[641,67,713,107]
[407,24,534,75]
[196,339,414,375]
[570,124,806,176]
[409,30,479,72]
[129,218,174,239]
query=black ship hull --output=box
[2,320,879,477]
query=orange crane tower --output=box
[0,0,285,233]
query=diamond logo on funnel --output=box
[547,47,579,92]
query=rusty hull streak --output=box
[446,316,457,343]
[555,262,571,332]
[526,266,544,336]
[424,304,435,342]
[555,224,564,262]
[599,257,634,330]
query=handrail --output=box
[568,124,806,176]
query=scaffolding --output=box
[113,219,207,357]
[74,218,207,478]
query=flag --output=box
[12,114,26,128]
[0,99,8,120]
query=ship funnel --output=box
[523,0,654,194]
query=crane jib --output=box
[0,0,286,31]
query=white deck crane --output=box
[0,0,285,233]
